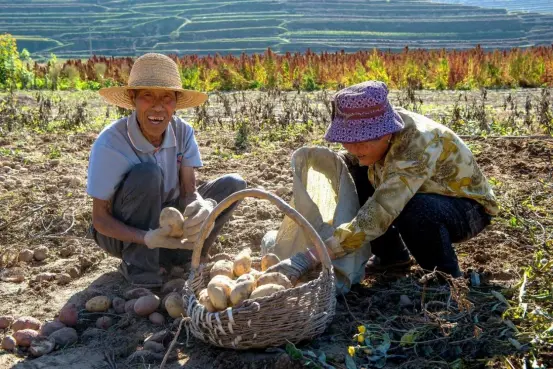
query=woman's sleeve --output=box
[332,136,444,256]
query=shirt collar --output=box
[127,111,176,153]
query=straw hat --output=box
[99,53,207,110]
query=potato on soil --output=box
[233,248,252,277]
[40,321,66,337]
[18,249,34,263]
[149,312,165,325]
[33,246,49,261]
[261,253,280,272]
[256,272,292,289]
[58,303,78,326]
[164,294,185,318]
[230,280,256,306]
[95,316,113,330]
[0,315,14,329]
[209,260,234,280]
[12,316,41,332]
[49,327,78,347]
[85,296,111,312]
[14,329,39,347]
[197,289,216,313]
[159,207,185,238]
[250,284,285,299]
[112,297,126,314]
[2,335,16,350]
[134,295,160,316]
[29,337,55,357]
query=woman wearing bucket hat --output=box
[87,53,246,288]
[266,81,498,282]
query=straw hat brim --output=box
[99,86,208,110]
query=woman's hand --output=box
[264,252,314,284]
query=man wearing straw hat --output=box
[88,53,246,288]
[266,81,498,285]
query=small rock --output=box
[95,316,113,330]
[56,273,72,285]
[67,267,80,279]
[61,175,81,187]
[112,297,126,314]
[12,316,41,332]
[49,327,78,347]
[2,335,16,350]
[124,288,153,300]
[275,186,288,197]
[148,312,165,325]
[161,279,186,294]
[124,299,137,314]
[50,159,60,166]
[0,315,14,329]
[399,295,412,306]
[144,340,165,353]
[40,321,66,337]
[18,249,34,263]
[33,246,49,261]
[81,328,105,344]
[29,337,55,357]
[59,245,75,258]
[79,257,93,270]
[256,208,271,220]
[34,272,56,282]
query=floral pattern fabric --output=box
[334,108,499,254]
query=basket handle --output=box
[191,188,333,271]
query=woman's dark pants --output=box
[342,154,492,278]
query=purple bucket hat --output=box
[324,81,404,143]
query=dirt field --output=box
[0,90,552,368]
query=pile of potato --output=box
[0,311,79,357]
[0,279,188,358]
[197,249,293,312]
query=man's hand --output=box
[182,198,217,242]
[264,252,314,284]
[144,226,194,250]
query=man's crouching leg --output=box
[197,173,247,257]
[93,162,164,287]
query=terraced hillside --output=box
[437,0,553,15]
[1,0,553,58]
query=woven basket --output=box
[182,188,336,349]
